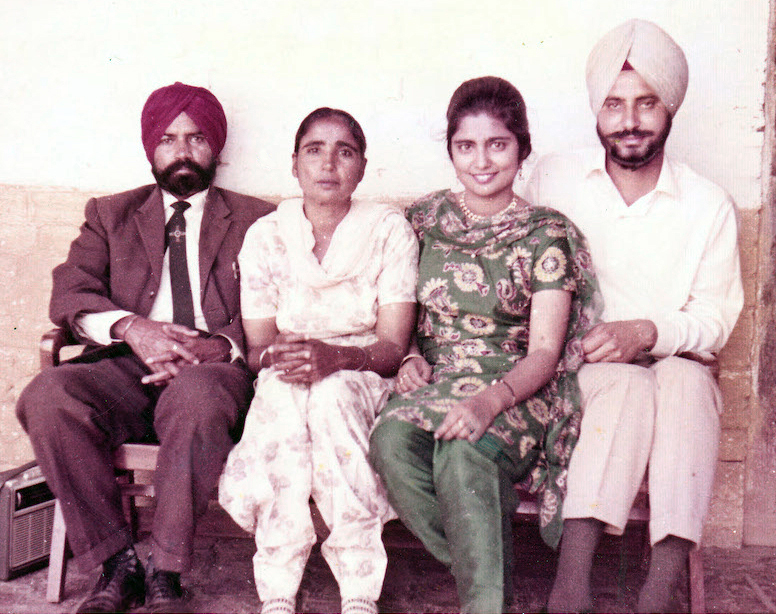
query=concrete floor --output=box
[2,505,776,613]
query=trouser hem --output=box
[74,527,134,573]
[151,535,190,573]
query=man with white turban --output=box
[525,19,743,613]
[16,82,274,613]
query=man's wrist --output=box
[111,314,140,341]
[636,319,658,351]
[210,335,233,362]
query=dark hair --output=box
[446,76,531,163]
[294,107,367,156]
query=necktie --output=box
[166,201,196,329]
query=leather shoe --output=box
[76,548,145,613]
[145,558,189,613]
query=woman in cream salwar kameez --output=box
[218,108,418,614]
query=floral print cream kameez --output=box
[218,198,418,602]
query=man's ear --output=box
[291,153,298,178]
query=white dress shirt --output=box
[74,189,209,345]
[524,148,744,358]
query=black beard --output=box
[152,159,217,197]
[597,115,672,170]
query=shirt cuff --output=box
[74,310,134,346]
[215,334,244,363]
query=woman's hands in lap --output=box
[267,333,340,385]
[435,390,503,443]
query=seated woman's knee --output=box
[307,372,369,426]
[369,420,420,470]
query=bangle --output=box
[400,353,424,367]
[120,314,140,340]
[354,346,368,372]
[258,347,270,369]
[491,378,517,407]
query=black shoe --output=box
[144,558,189,613]
[76,548,145,613]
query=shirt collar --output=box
[161,187,208,216]
[584,148,679,200]
[583,147,608,177]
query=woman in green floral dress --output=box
[369,76,600,614]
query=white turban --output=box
[586,19,689,116]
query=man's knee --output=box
[578,362,656,406]
[652,356,719,401]
[155,363,251,433]
[16,367,75,432]
[576,363,657,433]
[651,356,721,438]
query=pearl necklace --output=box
[458,193,519,221]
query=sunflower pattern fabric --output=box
[374,189,601,547]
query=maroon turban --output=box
[141,82,227,163]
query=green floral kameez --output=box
[375,189,601,548]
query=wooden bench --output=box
[38,327,706,611]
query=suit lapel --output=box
[135,187,166,284]
[199,188,231,299]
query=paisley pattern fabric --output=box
[375,189,601,547]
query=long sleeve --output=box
[650,197,744,357]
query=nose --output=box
[474,145,490,169]
[622,103,640,131]
[322,150,337,170]
[174,138,192,160]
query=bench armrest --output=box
[40,327,79,369]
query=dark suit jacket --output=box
[50,184,275,354]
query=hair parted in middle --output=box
[294,107,367,156]
[446,76,532,164]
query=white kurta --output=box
[218,198,418,601]
[524,149,743,544]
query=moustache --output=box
[609,129,654,140]
[164,160,202,174]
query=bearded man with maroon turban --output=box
[525,20,743,613]
[16,82,274,613]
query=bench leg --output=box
[688,548,705,614]
[46,500,68,603]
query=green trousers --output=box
[370,420,516,614]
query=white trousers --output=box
[218,369,395,601]
[562,356,721,545]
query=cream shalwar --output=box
[524,149,743,545]
[218,198,418,601]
